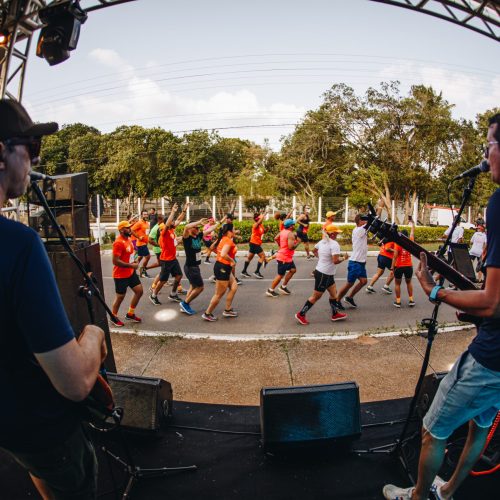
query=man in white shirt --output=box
[470,224,487,281]
[336,214,368,309]
[443,221,464,245]
[295,225,348,325]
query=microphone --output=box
[30,171,55,182]
[453,160,490,181]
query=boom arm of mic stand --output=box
[29,181,120,325]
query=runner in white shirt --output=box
[470,224,487,282]
[295,225,348,325]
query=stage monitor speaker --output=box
[29,172,88,205]
[415,371,448,419]
[260,382,361,453]
[449,243,477,283]
[29,205,90,239]
[107,373,173,432]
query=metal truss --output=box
[370,1,500,42]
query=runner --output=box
[323,210,336,229]
[241,212,268,279]
[295,224,348,325]
[180,218,216,315]
[366,241,395,294]
[266,211,291,266]
[266,219,300,297]
[145,214,165,273]
[131,210,151,278]
[296,206,312,259]
[202,224,239,321]
[392,220,416,308]
[111,220,144,326]
[203,216,216,264]
[149,202,187,305]
[335,214,368,309]
[469,224,487,282]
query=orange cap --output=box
[118,220,132,230]
[324,224,342,233]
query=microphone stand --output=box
[355,176,477,485]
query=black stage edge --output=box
[1,398,497,499]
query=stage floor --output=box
[1,398,497,499]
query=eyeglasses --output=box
[485,141,499,159]
[4,136,42,163]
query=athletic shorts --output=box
[377,254,392,271]
[184,264,204,288]
[136,245,150,257]
[249,242,263,255]
[347,261,367,283]
[203,239,212,248]
[159,259,182,281]
[313,270,335,293]
[423,351,500,440]
[296,232,309,242]
[214,261,232,281]
[114,272,141,294]
[4,424,97,500]
[394,266,413,280]
[277,260,296,276]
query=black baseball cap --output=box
[0,99,58,140]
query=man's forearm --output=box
[436,288,500,317]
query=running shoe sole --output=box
[295,313,309,325]
[149,295,161,306]
[331,314,347,322]
[202,314,217,322]
[222,311,238,317]
[266,290,279,297]
[253,273,264,279]
[125,315,141,323]
[382,288,393,294]
[393,302,401,308]
[278,288,291,295]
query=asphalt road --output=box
[100,253,460,336]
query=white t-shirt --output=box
[350,225,368,263]
[444,225,464,244]
[470,231,487,257]
[315,238,341,275]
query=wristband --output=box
[429,285,443,304]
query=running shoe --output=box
[344,296,357,308]
[306,255,313,260]
[382,285,393,294]
[110,316,124,327]
[208,275,216,283]
[203,259,211,265]
[408,299,416,307]
[168,294,182,303]
[125,313,142,323]
[222,309,238,317]
[334,300,345,311]
[241,271,251,278]
[149,294,161,306]
[140,268,150,278]
[295,312,309,325]
[430,476,452,500]
[331,312,347,322]
[177,288,187,295]
[382,485,415,500]
[236,278,243,285]
[366,285,375,293]
[253,272,264,279]
[180,301,195,315]
[279,285,291,295]
[202,312,217,322]
[266,289,279,297]
[393,301,401,308]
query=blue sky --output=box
[23,0,499,149]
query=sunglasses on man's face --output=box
[4,137,42,163]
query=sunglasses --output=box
[4,136,42,163]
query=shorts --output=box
[136,245,150,257]
[377,255,392,271]
[214,261,232,281]
[249,242,263,255]
[313,270,335,293]
[277,260,296,276]
[184,264,204,288]
[159,259,182,281]
[347,261,367,283]
[203,239,212,248]
[423,351,500,440]
[114,272,141,294]
[394,266,413,280]
[3,424,97,500]
[296,232,309,242]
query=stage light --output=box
[36,0,87,66]
[0,31,8,46]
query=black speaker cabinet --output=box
[107,373,173,432]
[29,205,90,239]
[416,372,448,419]
[29,172,88,206]
[260,382,361,453]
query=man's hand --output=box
[171,203,178,212]
[416,252,437,295]
[130,262,139,270]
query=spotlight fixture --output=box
[0,31,9,46]
[36,0,87,66]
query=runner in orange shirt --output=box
[111,220,144,326]
[241,212,268,279]
[131,210,151,278]
[392,220,415,308]
[366,241,395,294]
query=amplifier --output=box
[415,372,448,419]
[260,382,361,453]
[107,373,173,432]
[29,205,90,239]
[29,172,88,205]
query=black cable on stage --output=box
[167,424,260,436]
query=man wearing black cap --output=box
[0,99,106,498]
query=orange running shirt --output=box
[112,235,135,279]
[132,219,149,246]
[276,229,295,263]
[279,221,285,231]
[216,236,237,265]
[394,237,413,267]
[379,242,394,259]
[250,223,265,245]
[159,227,177,261]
